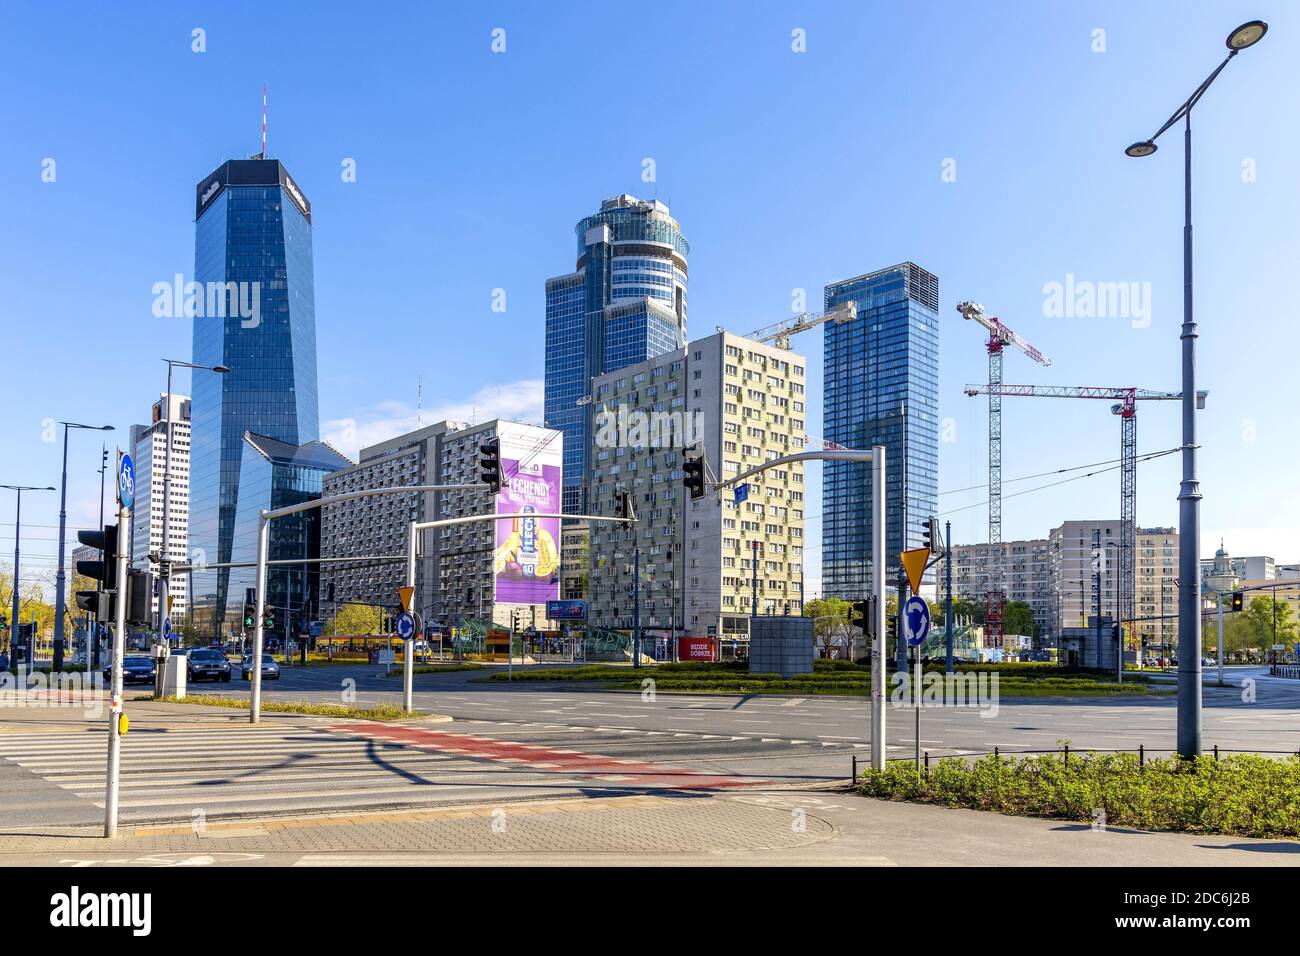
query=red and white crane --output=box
[956,301,1052,647]
[962,383,1206,646]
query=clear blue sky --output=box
[2,1,1296,598]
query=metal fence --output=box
[851,744,1300,780]
[1270,663,1300,679]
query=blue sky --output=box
[2,0,1296,598]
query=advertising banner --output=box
[676,637,716,661]
[493,423,562,605]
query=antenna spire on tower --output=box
[261,83,267,159]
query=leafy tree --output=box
[323,603,382,636]
[1003,600,1039,638]
[1242,595,1297,649]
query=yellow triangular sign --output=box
[397,586,415,612]
[901,548,930,594]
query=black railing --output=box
[851,744,1300,781]
[1270,663,1300,680]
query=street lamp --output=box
[53,421,114,671]
[2,484,55,673]
[1124,19,1266,759]
[157,360,228,641]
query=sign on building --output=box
[493,422,562,605]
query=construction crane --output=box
[962,383,1207,648]
[745,301,857,351]
[956,301,1052,648]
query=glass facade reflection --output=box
[226,434,351,641]
[544,195,688,515]
[189,159,320,637]
[823,263,939,600]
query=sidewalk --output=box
[2,789,1295,866]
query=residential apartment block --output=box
[585,331,806,652]
[129,392,191,618]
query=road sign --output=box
[902,595,931,647]
[161,617,173,643]
[734,483,749,504]
[395,611,416,641]
[900,547,929,593]
[117,453,135,510]
[397,585,415,612]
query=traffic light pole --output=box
[104,501,129,838]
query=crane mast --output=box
[956,302,1052,649]
[963,382,1206,654]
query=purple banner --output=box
[493,459,561,604]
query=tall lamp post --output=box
[53,421,114,671]
[3,484,56,673]
[1125,19,1267,758]
[157,360,229,642]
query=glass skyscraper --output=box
[544,195,688,515]
[189,159,321,637]
[822,262,939,600]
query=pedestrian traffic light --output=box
[479,438,502,495]
[1231,591,1244,612]
[887,614,898,647]
[243,605,256,629]
[619,490,637,522]
[263,608,276,631]
[1112,622,1121,643]
[682,452,705,500]
[75,523,118,619]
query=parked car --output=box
[240,655,281,681]
[186,647,232,683]
[104,655,156,685]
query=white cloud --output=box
[323,379,545,459]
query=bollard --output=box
[1064,743,1070,769]
[1139,744,1144,767]
[1213,745,1219,762]
[852,754,857,782]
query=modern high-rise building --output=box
[188,158,320,637]
[585,331,807,656]
[544,195,689,517]
[128,393,192,618]
[822,262,939,601]
[226,433,352,641]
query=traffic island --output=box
[859,751,1300,839]
[145,694,452,723]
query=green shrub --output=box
[860,752,1300,838]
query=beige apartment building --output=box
[586,331,807,653]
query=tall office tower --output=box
[188,159,320,637]
[129,393,192,618]
[586,332,807,658]
[822,262,939,601]
[544,195,689,517]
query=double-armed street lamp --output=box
[1124,19,1267,758]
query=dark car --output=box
[187,648,232,683]
[103,655,156,684]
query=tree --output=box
[1003,600,1038,638]
[323,603,382,637]
[804,597,855,658]
[1242,595,1297,651]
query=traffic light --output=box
[124,569,152,627]
[1231,591,1244,612]
[887,614,898,647]
[618,490,637,522]
[479,438,502,495]
[682,452,705,500]
[262,608,276,631]
[75,523,118,619]
[922,516,942,557]
[243,605,256,630]
[853,599,871,636]
[1112,622,1121,643]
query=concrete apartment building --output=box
[934,539,1053,634]
[585,331,807,653]
[320,421,461,625]
[321,419,563,632]
[935,522,1177,651]
[128,393,191,618]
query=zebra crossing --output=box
[0,719,781,827]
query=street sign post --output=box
[902,594,932,772]
[734,483,749,504]
[901,547,929,595]
[395,611,415,640]
[116,453,135,510]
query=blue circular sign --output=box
[395,611,416,641]
[117,453,135,510]
[903,595,931,647]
